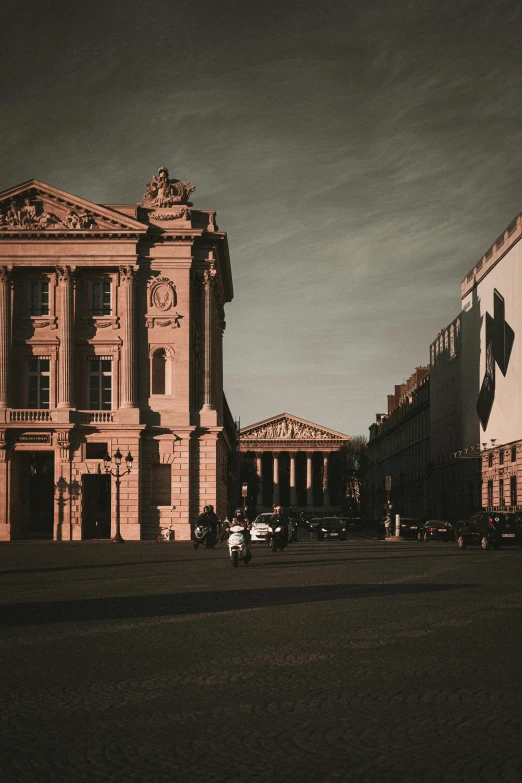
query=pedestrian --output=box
[384,514,392,538]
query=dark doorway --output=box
[82,474,111,539]
[18,452,55,539]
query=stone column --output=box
[201,269,216,411]
[57,266,74,409]
[306,451,314,507]
[256,451,263,507]
[290,452,297,507]
[120,266,138,408]
[0,267,11,410]
[273,452,280,506]
[323,453,330,507]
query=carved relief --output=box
[242,417,344,441]
[0,189,133,231]
[57,431,71,462]
[145,314,183,329]
[142,167,195,207]
[148,277,177,310]
[150,208,191,220]
[0,266,12,283]
[63,208,97,229]
[0,430,7,463]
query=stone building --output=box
[460,208,522,513]
[429,316,481,521]
[239,413,350,513]
[366,368,430,521]
[0,167,234,541]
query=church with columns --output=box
[0,167,234,541]
[240,414,350,512]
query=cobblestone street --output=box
[2,536,522,782]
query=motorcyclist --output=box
[195,505,219,544]
[270,505,289,546]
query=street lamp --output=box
[104,448,134,543]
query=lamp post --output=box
[104,448,133,543]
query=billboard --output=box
[462,240,522,446]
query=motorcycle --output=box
[193,523,217,549]
[267,524,287,552]
[155,523,174,542]
[228,525,251,567]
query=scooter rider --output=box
[195,505,219,544]
[270,505,290,546]
[226,508,252,553]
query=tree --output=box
[339,436,369,516]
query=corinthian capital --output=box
[56,265,75,282]
[0,266,12,283]
[202,269,217,290]
[120,265,138,282]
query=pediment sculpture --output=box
[142,167,195,207]
[0,190,131,232]
[242,417,343,440]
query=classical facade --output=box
[366,368,430,521]
[0,167,234,541]
[239,413,350,512]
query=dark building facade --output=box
[367,369,430,521]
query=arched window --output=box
[152,349,167,395]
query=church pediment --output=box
[0,180,146,234]
[240,414,349,442]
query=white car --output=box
[250,513,273,542]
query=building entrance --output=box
[82,474,111,539]
[16,452,55,539]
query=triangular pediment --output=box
[240,413,350,441]
[0,179,146,234]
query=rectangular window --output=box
[511,446,517,463]
[88,358,112,410]
[499,478,504,507]
[499,450,504,465]
[510,475,517,506]
[487,480,493,506]
[27,357,50,408]
[151,464,171,506]
[86,442,109,459]
[92,278,111,316]
[29,279,49,316]
[488,453,493,468]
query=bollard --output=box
[395,514,401,537]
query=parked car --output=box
[457,512,522,550]
[312,517,347,541]
[418,520,455,542]
[250,513,272,542]
[397,517,422,539]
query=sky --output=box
[2,0,522,436]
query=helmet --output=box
[235,508,244,515]
[208,505,214,511]
[203,505,211,513]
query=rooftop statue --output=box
[142,167,195,207]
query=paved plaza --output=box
[1,535,522,782]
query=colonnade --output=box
[255,450,331,508]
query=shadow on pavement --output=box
[0,582,475,627]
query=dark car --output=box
[457,512,522,550]
[313,517,347,541]
[341,517,360,530]
[398,517,422,539]
[418,520,455,542]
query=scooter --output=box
[267,524,287,552]
[155,523,174,542]
[193,523,217,549]
[228,525,251,567]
